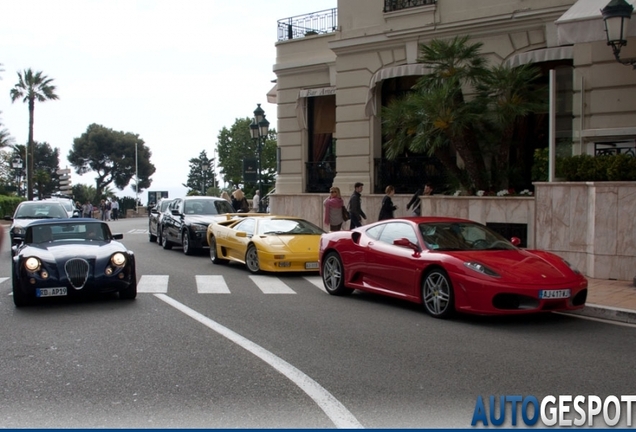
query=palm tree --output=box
[10,68,59,200]
[382,36,547,192]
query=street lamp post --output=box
[201,162,209,195]
[602,0,636,68]
[249,104,270,213]
[135,142,139,213]
[12,156,23,197]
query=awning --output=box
[267,84,277,104]
[365,63,431,116]
[504,46,574,67]
[555,0,636,45]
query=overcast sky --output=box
[0,0,336,203]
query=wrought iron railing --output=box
[384,0,437,13]
[373,155,447,194]
[277,8,338,41]
[594,141,636,157]
[306,161,336,193]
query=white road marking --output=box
[154,293,363,429]
[304,276,327,293]
[196,275,230,294]
[137,275,169,293]
[0,277,9,285]
[127,229,148,234]
[249,275,296,294]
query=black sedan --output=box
[11,219,137,307]
[148,197,174,243]
[161,196,234,255]
[5,200,71,249]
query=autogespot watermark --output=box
[471,395,636,427]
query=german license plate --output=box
[305,262,319,269]
[36,287,67,297]
[539,289,570,299]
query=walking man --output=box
[348,182,367,229]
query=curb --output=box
[564,304,636,324]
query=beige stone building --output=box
[268,0,636,279]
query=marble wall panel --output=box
[617,185,636,256]
[592,185,618,255]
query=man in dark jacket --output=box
[348,182,367,228]
[407,182,433,216]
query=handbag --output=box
[342,206,350,221]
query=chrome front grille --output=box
[64,258,89,289]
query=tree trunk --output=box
[27,98,35,200]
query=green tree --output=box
[216,118,277,194]
[382,36,547,192]
[183,150,216,195]
[68,123,156,199]
[9,142,60,198]
[10,68,59,200]
[71,183,97,206]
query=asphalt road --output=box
[1,217,635,428]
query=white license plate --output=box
[305,262,319,269]
[36,287,68,297]
[539,289,570,299]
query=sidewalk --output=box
[567,278,636,324]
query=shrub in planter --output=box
[532,150,636,181]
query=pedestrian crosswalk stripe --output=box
[137,275,169,293]
[304,276,326,293]
[0,277,8,285]
[127,229,148,234]
[248,275,296,294]
[196,275,230,294]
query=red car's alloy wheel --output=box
[321,252,353,296]
[422,269,454,318]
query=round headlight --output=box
[111,253,126,267]
[25,257,41,272]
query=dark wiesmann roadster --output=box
[11,219,137,307]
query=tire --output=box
[161,228,173,250]
[119,275,137,300]
[12,270,31,307]
[321,251,353,296]
[245,244,260,274]
[182,230,195,255]
[209,236,227,265]
[422,268,455,319]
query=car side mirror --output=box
[112,233,123,240]
[171,209,180,215]
[393,237,422,254]
[236,231,247,238]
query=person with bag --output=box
[406,182,433,217]
[348,182,367,229]
[378,185,397,221]
[232,189,250,213]
[323,186,345,231]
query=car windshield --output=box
[14,203,67,219]
[28,222,108,243]
[419,222,515,251]
[257,219,325,235]
[184,199,233,215]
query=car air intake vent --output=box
[65,258,89,290]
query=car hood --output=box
[21,241,127,261]
[259,234,321,253]
[444,249,576,284]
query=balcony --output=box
[277,8,338,41]
[383,0,437,13]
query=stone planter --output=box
[534,182,636,280]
